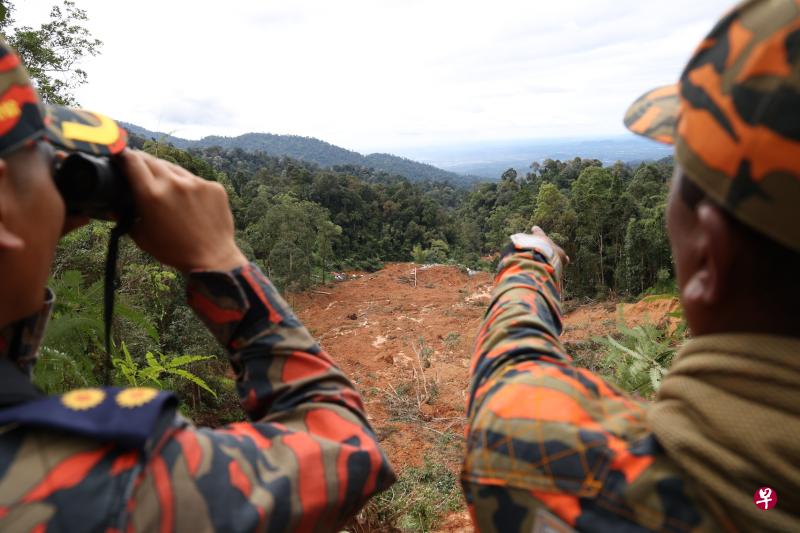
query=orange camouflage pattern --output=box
[0,44,46,156]
[43,106,128,157]
[624,85,679,144]
[625,0,800,253]
[0,263,395,532]
[462,245,719,532]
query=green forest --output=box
[131,133,675,300]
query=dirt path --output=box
[293,263,677,532]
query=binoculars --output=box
[53,153,133,220]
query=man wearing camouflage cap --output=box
[0,39,394,531]
[462,0,800,530]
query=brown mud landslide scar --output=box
[292,264,676,532]
[561,296,681,343]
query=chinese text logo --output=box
[753,487,778,510]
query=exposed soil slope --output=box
[292,263,676,532]
[294,264,490,468]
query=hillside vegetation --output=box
[130,134,673,297]
[43,135,675,397]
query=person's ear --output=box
[0,159,25,251]
[683,202,733,308]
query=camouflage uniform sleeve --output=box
[462,244,652,532]
[130,263,395,532]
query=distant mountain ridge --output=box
[120,122,472,184]
[406,137,674,178]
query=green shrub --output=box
[412,240,450,265]
[595,316,686,397]
[34,346,95,394]
[113,343,217,397]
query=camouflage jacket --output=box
[462,244,717,532]
[0,263,395,532]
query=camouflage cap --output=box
[624,0,800,253]
[0,38,127,158]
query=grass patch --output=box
[443,332,461,351]
[565,339,605,373]
[417,337,434,369]
[375,424,401,442]
[351,457,464,532]
[384,380,439,422]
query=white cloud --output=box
[16,0,734,152]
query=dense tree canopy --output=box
[454,156,674,298]
[189,144,672,300]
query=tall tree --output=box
[571,167,617,294]
[1,0,102,105]
[531,182,576,245]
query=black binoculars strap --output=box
[103,215,134,386]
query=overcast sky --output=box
[18,0,733,154]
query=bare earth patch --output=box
[293,264,675,532]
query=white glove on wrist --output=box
[509,233,564,279]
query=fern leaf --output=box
[145,352,166,373]
[166,355,215,368]
[138,367,164,387]
[649,366,662,391]
[122,342,135,366]
[165,368,217,397]
[606,335,641,360]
